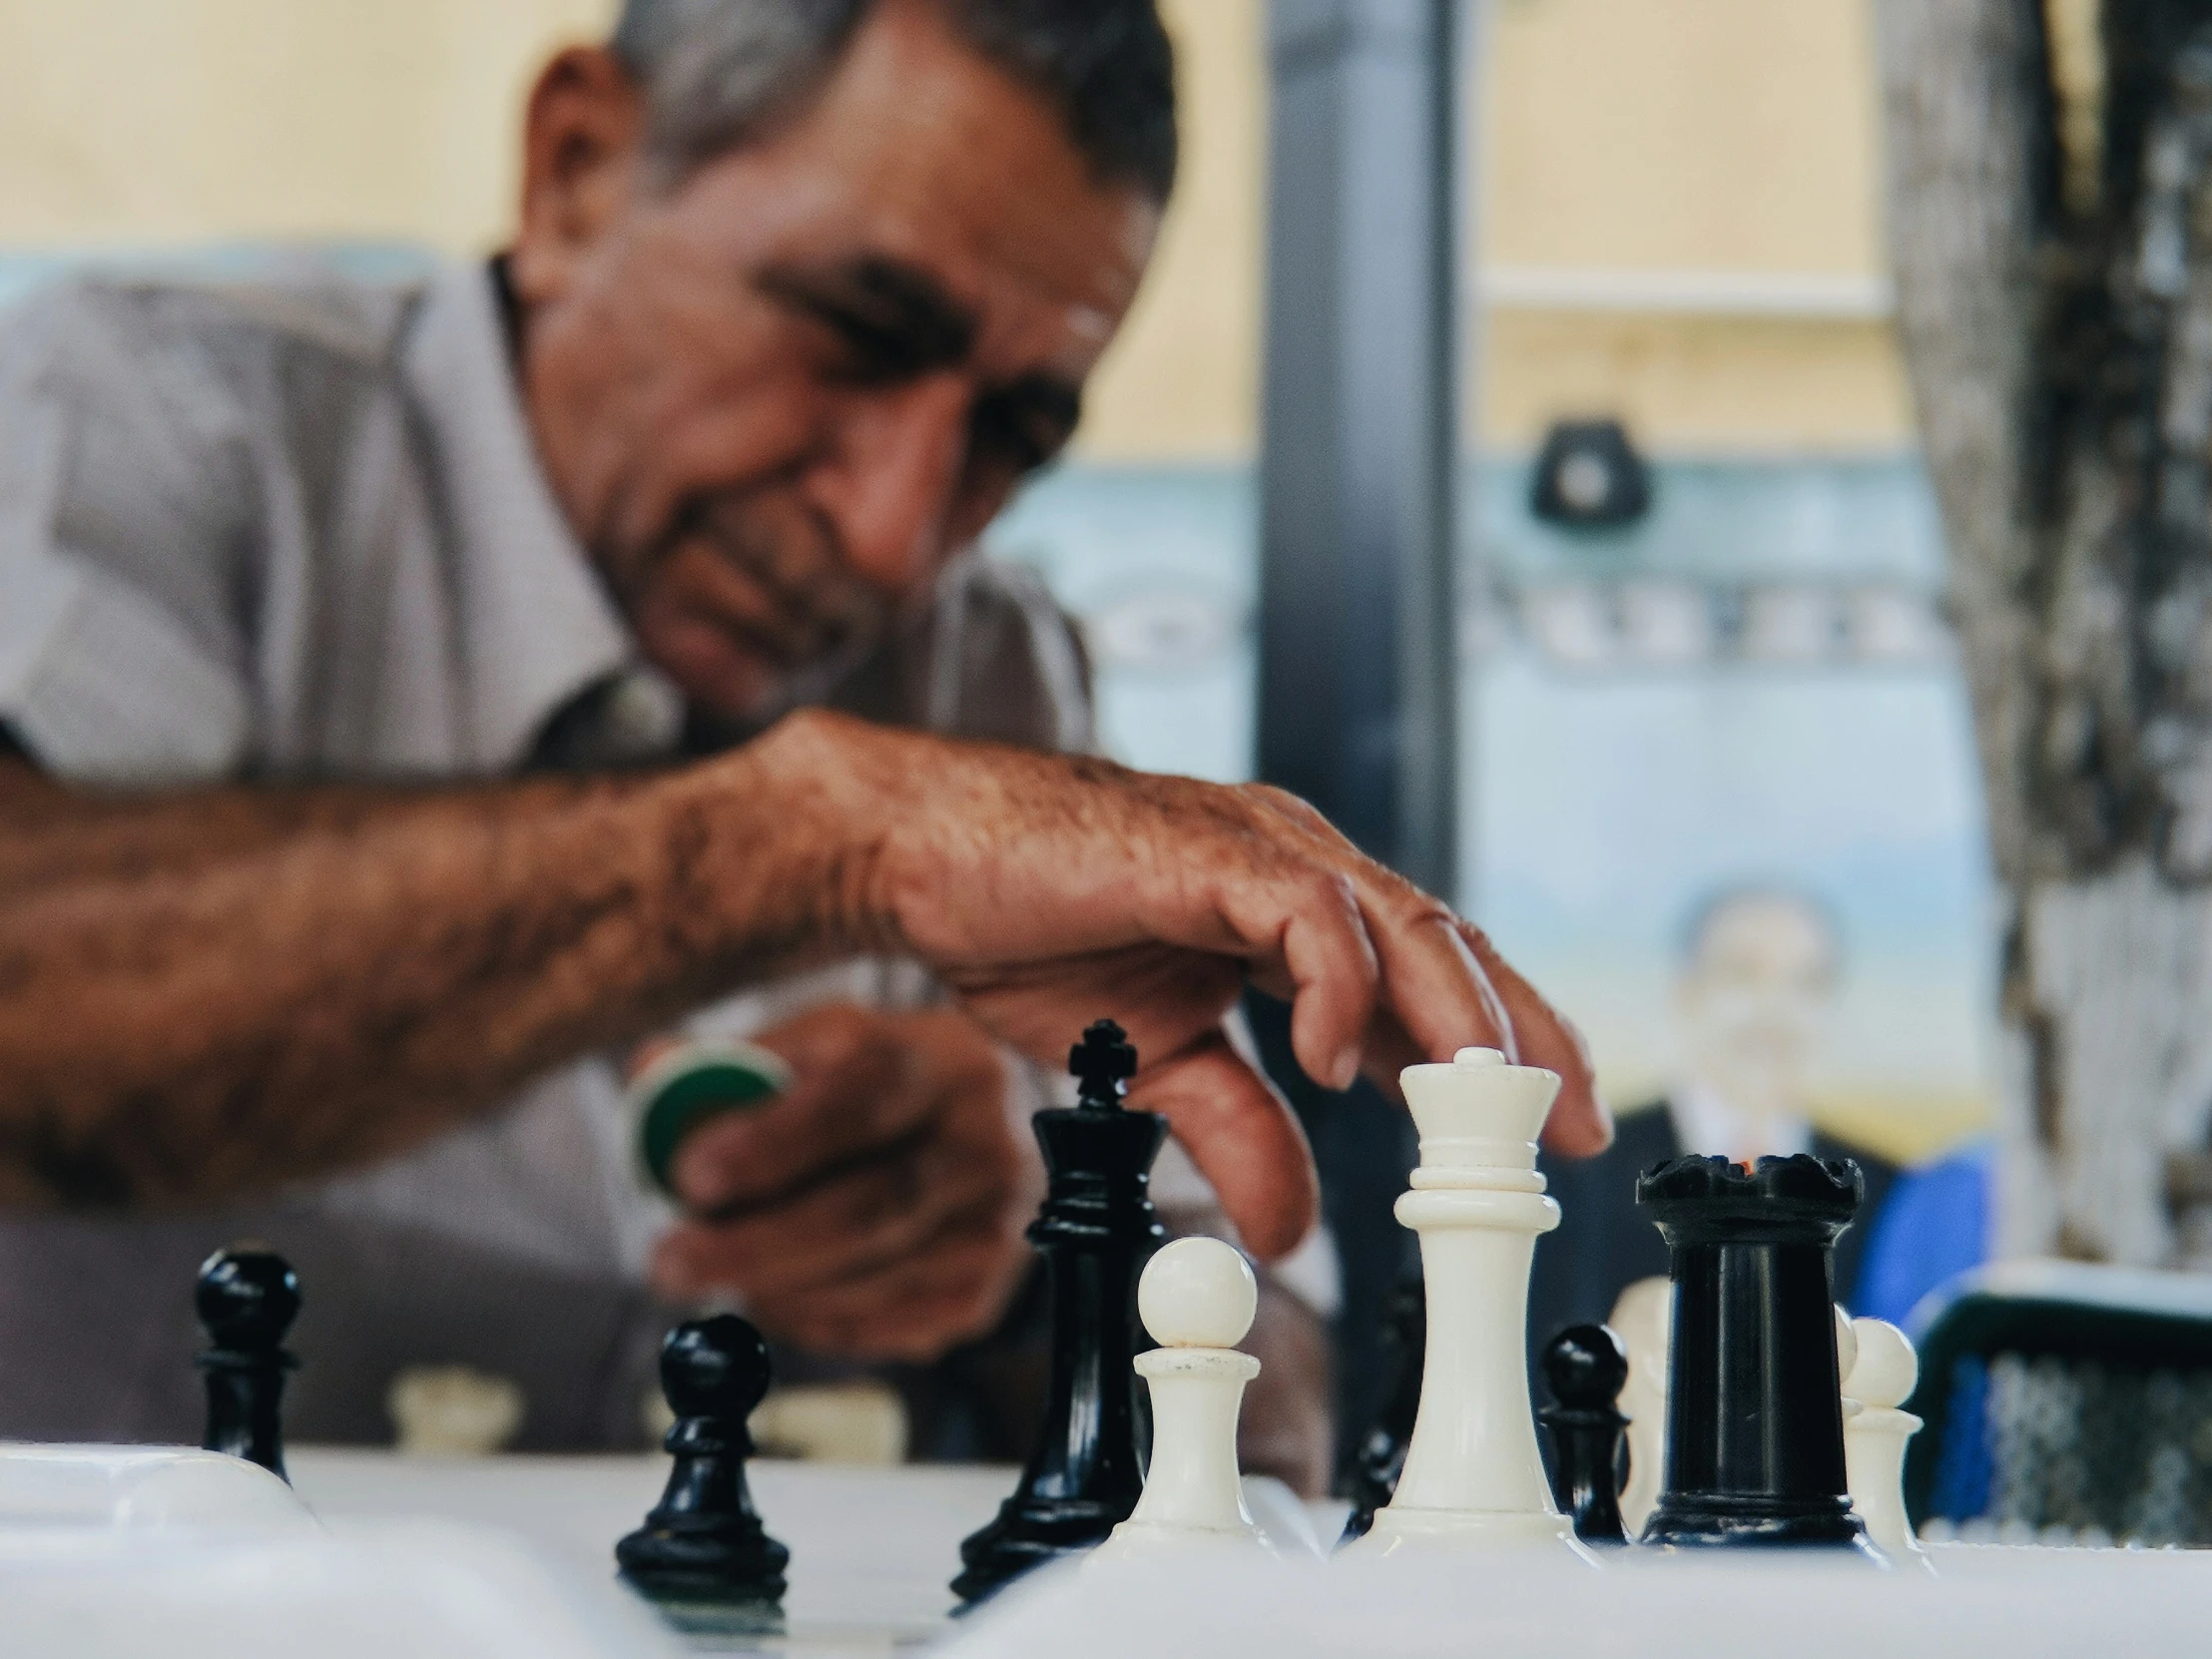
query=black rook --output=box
[1635,1154,1874,1554]
[950,1019,1167,1604]
[195,1245,300,1481]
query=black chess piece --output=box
[1339,1274,1424,1544]
[950,1019,1167,1605]
[1539,1323,1630,1544]
[195,1244,300,1481]
[617,1316,790,1612]
[1635,1154,1876,1555]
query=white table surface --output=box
[291,1449,1015,1651]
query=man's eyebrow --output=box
[756,256,979,379]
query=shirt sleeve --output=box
[0,284,255,784]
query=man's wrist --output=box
[676,708,906,968]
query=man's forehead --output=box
[710,0,1160,369]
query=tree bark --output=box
[1878,0,2212,1266]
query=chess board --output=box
[294,1449,1009,1655]
[291,1449,1343,1655]
[13,1441,2212,1659]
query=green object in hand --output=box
[628,1039,793,1199]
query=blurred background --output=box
[0,0,1994,1176]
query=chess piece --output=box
[1339,1274,1424,1543]
[1093,1237,1269,1560]
[627,1038,792,1198]
[617,1316,790,1609]
[1539,1324,1630,1545]
[387,1365,525,1456]
[1608,1276,1671,1535]
[1341,1047,1584,1557]
[196,1245,300,1481]
[951,1019,1168,1603]
[1842,1316,1931,1566]
[1635,1155,1876,1554]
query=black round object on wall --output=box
[1531,418,1653,529]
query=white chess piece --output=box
[388,1366,525,1457]
[1092,1236,1270,1560]
[1841,1316,1931,1566]
[1343,1047,1585,1557]
[1609,1276,1672,1537]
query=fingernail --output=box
[1330,1045,1360,1090]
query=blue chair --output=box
[1903,1259,2212,1545]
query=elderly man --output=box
[0,0,1602,1464]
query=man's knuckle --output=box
[1289,865,1361,923]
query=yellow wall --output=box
[0,0,613,250]
[1484,0,1886,276]
[1477,0,1913,452]
[1095,0,1917,459]
[1072,0,1262,463]
[0,0,1913,459]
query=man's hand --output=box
[778,712,1608,1263]
[648,1003,1037,1363]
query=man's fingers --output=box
[1237,786,1521,1089]
[653,1135,1004,1299]
[1460,922,1611,1155]
[670,1013,915,1209]
[1125,1029,1318,1262]
[747,1211,1017,1361]
[1143,853,1380,1093]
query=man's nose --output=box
[812,375,973,594]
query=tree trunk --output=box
[1878,0,2212,1266]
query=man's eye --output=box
[969,392,1071,477]
[813,309,925,385]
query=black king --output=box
[950,1019,1167,1604]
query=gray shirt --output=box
[0,260,1090,1447]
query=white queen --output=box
[1343,1047,1588,1559]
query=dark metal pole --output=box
[1258,0,1461,898]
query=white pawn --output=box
[1841,1316,1931,1567]
[1093,1237,1269,1560]
[1342,1047,1585,1558]
[1609,1276,1672,1537]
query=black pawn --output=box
[950,1019,1166,1605]
[195,1244,300,1481]
[1340,1275,1424,1543]
[1539,1323,1630,1545]
[1635,1154,1875,1555]
[617,1316,789,1608]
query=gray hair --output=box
[610,0,1177,201]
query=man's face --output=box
[509,0,1159,725]
[1674,895,1837,1119]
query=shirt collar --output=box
[399,260,680,771]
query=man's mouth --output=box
[661,499,894,689]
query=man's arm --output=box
[0,709,1605,1250]
[0,727,863,1208]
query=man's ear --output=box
[510,46,646,306]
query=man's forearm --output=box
[0,717,870,1207]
